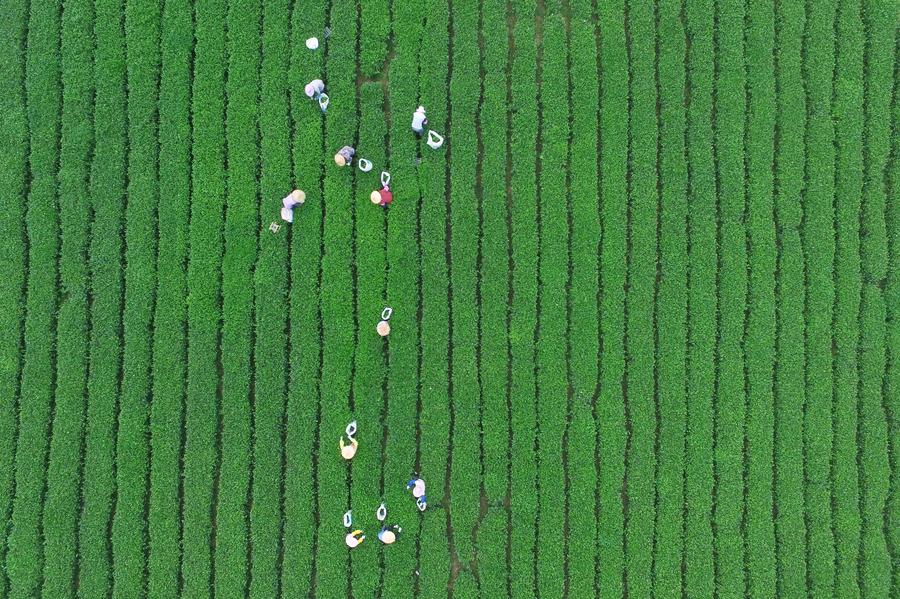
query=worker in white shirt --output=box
[305,79,325,100]
[411,106,427,138]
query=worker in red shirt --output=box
[370,184,392,207]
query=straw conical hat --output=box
[292,189,306,203]
[370,190,382,204]
[335,153,346,166]
[380,530,396,544]
[377,320,390,336]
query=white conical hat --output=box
[306,37,319,50]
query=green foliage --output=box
[6,0,61,595]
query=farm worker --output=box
[370,185,393,207]
[376,320,390,337]
[281,189,305,223]
[411,106,428,137]
[339,435,358,460]
[305,79,325,99]
[406,476,425,499]
[378,524,402,545]
[345,530,365,548]
[334,145,356,167]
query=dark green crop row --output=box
[833,0,864,594]
[360,0,389,78]
[214,0,260,594]
[282,0,326,594]
[508,1,539,596]
[713,0,748,595]
[250,0,294,594]
[744,0,777,595]
[858,1,894,595]
[566,0,600,593]
[480,0,511,507]
[349,81,387,598]
[654,0,689,593]
[113,2,161,595]
[683,0,716,595]
[382,0,423,593]
[801,0,838,594]
[313,0,357,591]
[40,0,93,595]
[6,0,61,595]
[447,0,480,572]
[182,0,226,593]
[623,0,655,595]
[417,0,452,593]
[147,0,192,595]
[0,0,28,594]
[886,26,900,599]
[772,0,807,595]
[79,0,127,594]
[597,1,628,596]
[536,13,568,599]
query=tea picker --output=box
[304,79,325,100]
[370,171,393,207]
[280,189,306,223]
[407,474,427,510]
[334,145,356,167]
[378,524,402,545]
[411,106,428,138]
[377,306,392,337]
[339,420,358,460]
[345,530,365,548]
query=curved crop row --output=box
[712,0,748,594]
[312,0,358,591]
[683,0,716,594]
[446,0,480,575]
[181,0,227,593]
[535,12,568,599]
[113,3,162,595]
[147,0,192,594]
[857,1,894,594]
[6,0,62,595]
[78,0,127,593]
[249,0,293,594]
[507,1,539,595]
[40,0,94,595]
[832,1,864,593]
[772,0,807,594]
[214,0,261,594]
[744,1,777,595]
[653,0,689,592]
[416,0,452,592]
[381,0,423,593]
[282,0,327,594]
[596,1,628,596]
[623,0,656,594]
[0,0,29,594]
[349,81,388,599]
[801,0,837,593]
[565,0,600,592]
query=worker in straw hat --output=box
[370,185,392,208]
[378,524,402,545]
[339,435,358,460]
[345,529,365,548]
[334,145,356,167]
[281,189,305,223]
